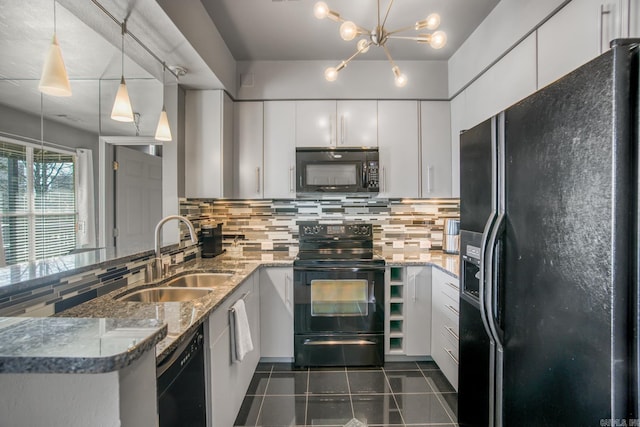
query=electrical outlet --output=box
[174,253,184,264]
[162,255,171,266]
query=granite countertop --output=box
[58,253,294,361]
[1,250,458,373]
[0,317,166,373]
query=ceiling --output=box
[201,0,500,61]
[0,0,500,136]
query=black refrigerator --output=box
[458,39,639,426]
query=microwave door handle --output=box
[362,163,367,188]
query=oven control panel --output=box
[299,223,372,238]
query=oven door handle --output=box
[303,339,378,346]
[293,266,385,272]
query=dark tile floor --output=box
[234,361,458,427]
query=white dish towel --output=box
[230,298,253,362]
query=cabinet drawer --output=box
[433,342,458,390]
[440,323,459,353]
[439,277,459,303]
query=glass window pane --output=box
[1,215,29,265]
[33,149,75,213]
[0,142,28,213]
[35,214,77,259]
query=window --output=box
[0,140,76,265]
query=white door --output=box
[420,101,452,198]
[377,101,420,198]
[404,266,432,356]
[234,102,264,198]
[264,101,296,198]
[295,100,336,147]
[336,100,378,147]
[114,146,162,251]
[259,267,294,358]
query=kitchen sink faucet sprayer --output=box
[154,215,198,279]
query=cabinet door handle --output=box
[256,167,261,194]
[330,115,335,146]
[446,304,459,316]
[445,348,459,365]
[289,166,295,193]
[382,167,387,192]
[426,165,433,194]
[444,281,459,292]
[410,274,417,302]
[341,115,345,145]
[445,325,459,341]
[599,4,611,54]
[285,274,291,306]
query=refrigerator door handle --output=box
[485,212,505,348]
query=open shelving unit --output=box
[386,266,405,354]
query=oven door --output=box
[293,266,384,334]
[293,265,385,367]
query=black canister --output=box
[200,223,223,258]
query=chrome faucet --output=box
[154,215,198,279]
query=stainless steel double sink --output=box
[117,272,234,303]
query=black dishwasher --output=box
[157,325,206,427]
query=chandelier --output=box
[314,1,447,87]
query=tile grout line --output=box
[344,366,356,422]
[382,366,408,427]
[304,366,310,426]
[253,365,273,427]
[418,364,457,425]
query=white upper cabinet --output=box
[295,101,336,147]
[234,102,264,199]
[420,101,452,198]
[185,90,234,199]
[264,101,296,199]
[377,101,420,198]
[336,101,378,147]
[295,100,378,147]
[538,0,627,89]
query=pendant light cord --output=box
[53,0,57,35]
[121,21,126,78]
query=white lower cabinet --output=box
[206,271,260,427]
[385,266,431,357]
[259,267,294,359]
[404,266,432,356]
[430,268,460,391]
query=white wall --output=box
[237,60,449,100]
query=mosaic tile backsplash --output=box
[0,197,458,317]
[180,197,460,256]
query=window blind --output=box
[0,140,76,265]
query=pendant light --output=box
[154,63,172,141]
[111,21,134,122]
[39,0,71,96]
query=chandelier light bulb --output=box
[324,67,339,82]
[429,30,447,49]
[357,39,370,53]
[427,14,441,30]
[392,66,407,87]
[340,21,358,41]
[314,2,329,19]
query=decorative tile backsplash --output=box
[180,197,460,255]
[0,197,458,317]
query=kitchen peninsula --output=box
[0,246,458,427]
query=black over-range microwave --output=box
[296,147,379,194]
